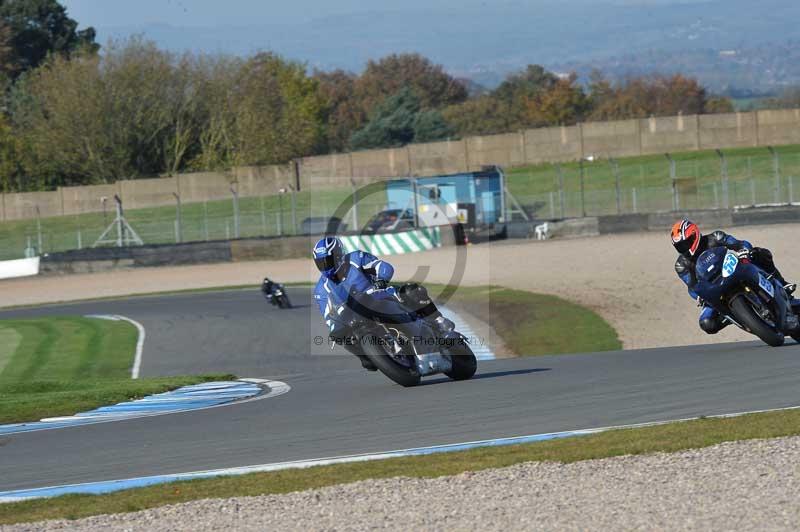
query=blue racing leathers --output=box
[313,251,400,333]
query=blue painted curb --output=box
[0,380,269,436]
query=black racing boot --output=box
[784,282,797,296]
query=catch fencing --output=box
[0,183,391,260]
[508,148,800,221]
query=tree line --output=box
[0,0,790,192]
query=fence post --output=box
[767,146,781,203]
[716,149,729,209]
[290,185,297,235]
[230,187,240,239]
[632,188,638,213]
[713,183,719,209]
[35,205,43,254]
[579,159,586,217]
[203,201,209,241]
[750,179,756,206]
[555,164,566,218]
[666,153,678,211]
[789,176,794,205]
[278,191,284,236]
[549,191,555,218]
[260,197,267,235]
[77,229,82,250]
[172,192,182,243]
[609,158,621,214]
[350,179,359,231]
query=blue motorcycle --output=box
[693,247,800,347]
[328,286,477,387]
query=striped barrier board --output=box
[340,228,441,256]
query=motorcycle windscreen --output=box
[695,247,728,282]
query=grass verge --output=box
[435,284,622,355]
[3,408,799,524]
[0,316,233,424]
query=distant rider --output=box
[312,236,453,370]
[671,219,796,334]
[261,277,275,302]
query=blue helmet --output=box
[313,237,345,278]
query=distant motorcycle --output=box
[693,246,800,346]
[328,287,477,387]
[262,278,292,309]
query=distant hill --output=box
[94,0,800,93]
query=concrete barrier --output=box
[40,228,454,275]
[2,191,62,221]
[230,236,312,261]
[408,139,468,176]
[466,132,526,170]
[640,115,699,154]
[699,112,758,149]
[60,183,121,216]
[524,125,582,163]
[179,172,234,203]
[582,119,640,159]
[0,256,40,279]
[647,209,734,232]
[598,213,650,234]
[119,177,178,210]
[731,206,800,226]
[4,108,800,223]
[757,109,800,146]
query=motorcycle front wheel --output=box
[362,334,421,387]
[729,295,785,347]
[443,342,477,381]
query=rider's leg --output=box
[329,321,377,371]
[699,306,729,334]
[751,247,795,294]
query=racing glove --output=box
[736,248,751,260]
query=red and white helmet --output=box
[671,219,701,256]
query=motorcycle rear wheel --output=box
[729,296,785,347]
[278,294,292,309]
[362,334,421,387]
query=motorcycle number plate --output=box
[722,252,738,278]
[758,273,775,298]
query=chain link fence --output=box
[0,186,391,260]
[3,147,800,260]
[508,148,800,221]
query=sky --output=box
[61,0,530,28]
[58,0,800,90]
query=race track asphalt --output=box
[1,287,799,492]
